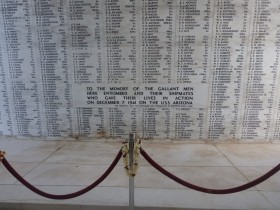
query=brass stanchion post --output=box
[129,133,135,210]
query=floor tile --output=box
[216,144,280,166]
[1,140,280,209]
[20,164,128,187]
[238,166,280,191]
[141,143,232,167]
[135,166,181,189]
[0,162,38,184]
[0,140,66,162]
[135,188,274,209]
[135,165,255,191]
[45,142,122,165]
[0,185,129,206]
[261,191,280,209]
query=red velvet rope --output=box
[140,148,280,194]
[1,150,122,200]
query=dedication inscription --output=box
[0,0,280,140]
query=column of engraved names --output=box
[272,19,280,141]
[105,0,137,137]
[76,107,105,137]
[174,0,212,139]
[70,0,103,84]
[175,0,210,84]
[69,0,106,136]
[263,1,280,140]
[231,0,249,139]
[174,108,205,139]
[108,108,137,138]
[105,0,137,83]
[140,0,173,138]
[241,0,276,140]
[208,0,248,139]
[141,0,173,83]
[0,7,12,135]
[140,107,171,139]
[34,0,72,136]
[0,0,41,136]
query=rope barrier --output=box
[1,150,122,200]
[140,147,280,194]
[2,142,280,199]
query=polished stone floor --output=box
[0,139,280,209]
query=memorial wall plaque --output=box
[0,0,280,141]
